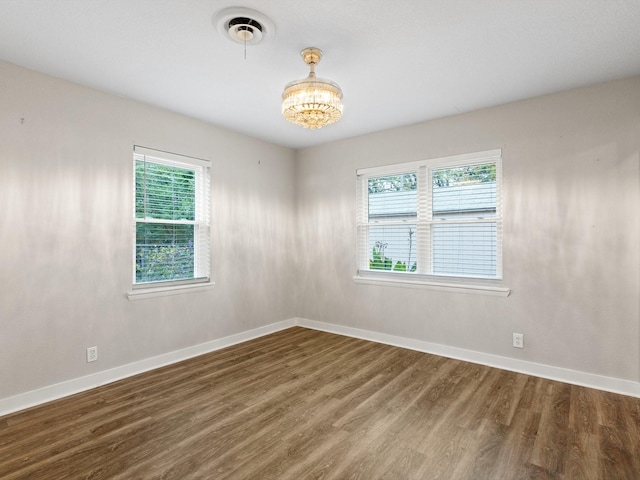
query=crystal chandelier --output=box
[282,48,343,129]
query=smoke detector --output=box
[214,7,275,46]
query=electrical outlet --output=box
[87,346,98,362]
[512,333,524,349]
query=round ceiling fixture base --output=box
[301,48,323,66]
[214,7,275,46]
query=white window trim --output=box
[357,149,502,177]
[353,273,510,297]
[356,149,509,296]
[131,146,212,295]
[127,281,216,301]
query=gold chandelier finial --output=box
[282,47,343,129]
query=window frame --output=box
[355,149,509,296]
[131,146,211,292]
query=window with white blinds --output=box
[133,146,210,287]
[357,149,502,281]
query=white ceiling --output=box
[1,0,639,149]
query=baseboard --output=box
[3,317,638,417]
[0,319,297,417]
[294,318,640,398]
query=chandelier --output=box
[282,48,343,129]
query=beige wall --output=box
[0,61,297,399]
[1,59,639,404]
[295,76,640,383]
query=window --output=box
[356,149,503,285]
[133,146,210,287]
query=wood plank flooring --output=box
[1,327,639,479]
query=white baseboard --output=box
[294,318,640,399]
[3,316,638,417]
[0,319,296,417]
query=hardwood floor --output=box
[1,327,639,479]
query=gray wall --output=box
[295,76,640,383]
[1,59,639,403]
[0,61,297,399]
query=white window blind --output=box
[133,146,210,287]
[357,149,502,281]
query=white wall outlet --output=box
[87,346,98,362]
[512,333,524,349]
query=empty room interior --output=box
[1,1,640,479]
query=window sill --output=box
[127,281,216,301]
[353,274,510,297]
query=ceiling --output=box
[1,1,639,150]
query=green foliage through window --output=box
[369,242,417,272]
[135,161,195,220]
[135,159,197,284]
[135,223,194,283]
[433,163,496,187]
[368,173,416,194]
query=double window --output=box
[356,149,502,282]
[133,146,210,287]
